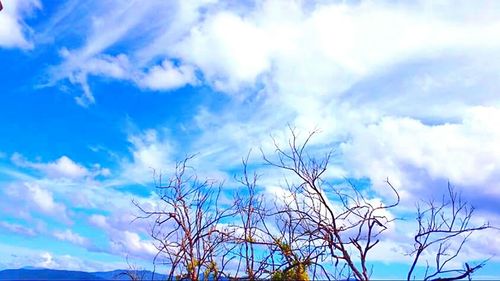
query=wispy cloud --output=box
[0,221,36,237]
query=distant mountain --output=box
[0,269,104,280]
[93,269,166,280]
[20,266,45,270]
[0,268,167,280]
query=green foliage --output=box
[203,260,218,280]
[275,239,292,258]
[246,235,255,243]
[271,262,309,281]
[187,258,198,274]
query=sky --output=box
[0,0,499,278]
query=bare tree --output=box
[407,183,490,281]
[232,153,326,281]
[134,156,236,281]
[118,256,149,281]
[260,128,400,280]
[133,129,492,281]
[231,153,269,280]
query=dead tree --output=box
[407,183,490,281]
[261,128,400,280]
[231,153,270,280]
[230,151,327,280]
[118,256,149,281]
[133,129,492,281]
[133,156,236,281]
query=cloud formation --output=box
[1,0,500,273]
[45,0,498,218]
[53,229,90,248]
[0,221,36,237]
[0,0,41,49]
[11,153,110,179]
[45,0,500,104]
[342,106,500,197]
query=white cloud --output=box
[8,0,499,270]
[53,52,196,104]
[11,153,109,179]
[3,181,71,224]
[0,0,41,49]
[139,60,197,91]
[47,0,500,106]
[341,106,500,200]
[42,156,89,179]
[26,182,60,213]
[42,0,500,221]
[53,51,132,106]
[43,1,500,201]
[0,242,137,271]
[38,252,55,268]
[119,129,175,184]
[110,231,157,258]
[53,229,90,247]
[173,11,272,91]
[34,252,105,271]
[45,0,177,105]
[168,0,500,96]
[32,0,498,108]
[89,213,157,260]
[78,53,131,80]
[0,221,36,237]
[88,214,108,229]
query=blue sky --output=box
[0,0,499,278]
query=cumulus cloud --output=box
[341,106,500,202]
[110,231,157,258]
[45,0,500,103]
[3,181,71,224]
[53,229,90,247]
[11,153,109,179]
[118,129,175,184]
[26,182,63,213]
[33,252,112,271]
[40,1,500,211]
[53,51,197,105]
[139,60,197,91]
[173,10,272,91]
[80,53,131,79]
[88,213,157,260]
[0,0,41,49]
